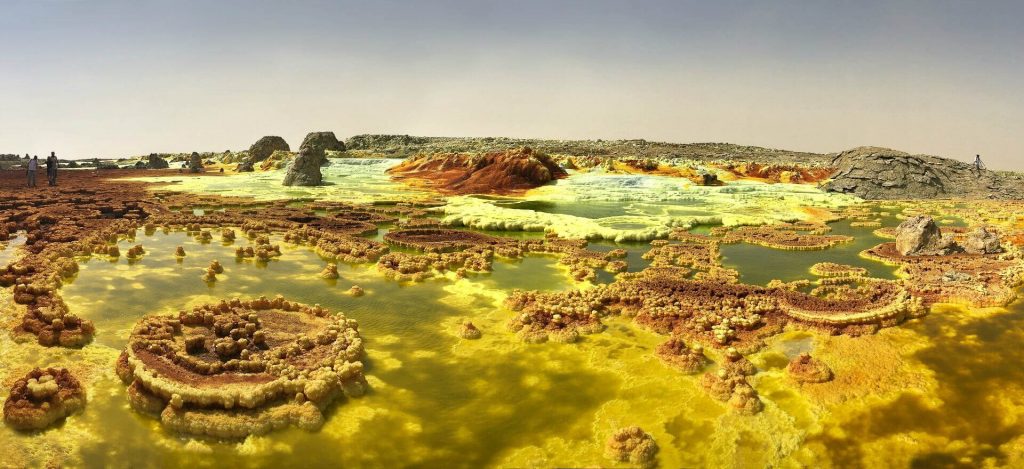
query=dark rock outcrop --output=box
[895,215,957,256]
[698,171,719,186]
[236,160,254,172]
[146,154,169,169]
[187,152,203,173]
[345,134,830,165]
[824,147,1024,200]
[248,136,290,163]
[282,146,323,186]
[300,132,345,163]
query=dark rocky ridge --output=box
[824,147,1024,200]
[344,134,831,165]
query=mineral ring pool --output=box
[2,165,1024,469]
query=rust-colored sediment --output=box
[387,147,567,195]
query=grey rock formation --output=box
[895,215,958,256]
[236,160,254,172]
[963,227,1002,254]
[824,147,1024,200]
[343,134,831,165]
[282,146,323,186]
[300,132,345,163]
[188,152,203,173]
[147,153,169,169]
[248,136,290,163]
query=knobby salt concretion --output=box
[319,263,340,279]
[458,320,482,340]
[115,296,367,439]
[699,347,763,415]
[604,426,659,468]
[3,368,86,431]
[655,336,708,374]
[786,353,834,384]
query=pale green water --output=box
[124,159,430,204]
[721,219,898,285]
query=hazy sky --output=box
[1,1,1021,169]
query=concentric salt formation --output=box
[115,296,367,438]
[379,229,626,282]
[3,368,86,431]
[604,426,659,468]
[715,223,853,250]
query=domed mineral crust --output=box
[3,368,86,431]
[604,426,658,468]
[116,296,367,438]
[786,353,833,384]
[345,285,365,297]
[387,147,568,195]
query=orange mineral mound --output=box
[387,146,567,195]
[718,162,834,184]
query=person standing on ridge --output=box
[46,152,58,186]
[974,154,985,172]
[27,155,39,187]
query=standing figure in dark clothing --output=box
[46,152,58,186]
[974,154,985,172]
